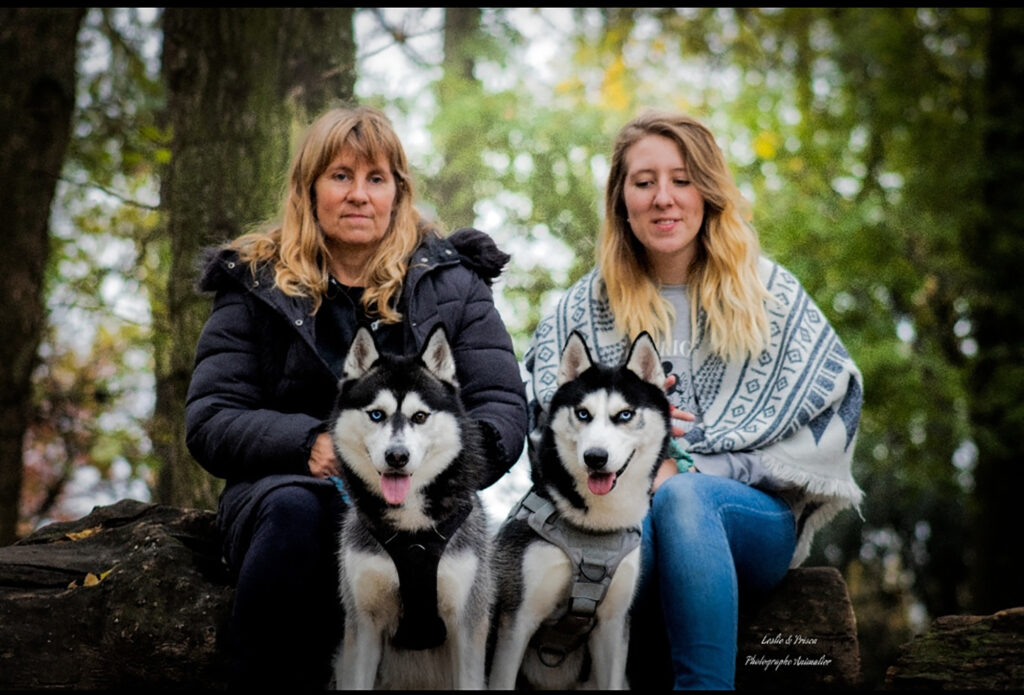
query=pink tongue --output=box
[381,473,412,504]
[587,472,616,495]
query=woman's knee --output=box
[652,472,714,519]
[649,473,720,542]
[253,486,334,552]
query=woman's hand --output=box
[308,431,341,479]
[652,457,678,492]
[651,373,699,492]
[664,373,696,437]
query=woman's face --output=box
[313,147,397,257]
[622,134,706,284]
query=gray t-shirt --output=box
[659,284,788,492]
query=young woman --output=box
[185,105,527,688]
[524,109,863,689]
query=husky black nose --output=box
[583,448,608,470]
[385,446,409,469]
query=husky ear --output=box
[625,331,665,388]
[420,324,458,385]
[342,327,379,381]
[557,331,593,386]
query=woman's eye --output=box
[575,408,591,422]
[411,411,429,425]
[614,409,635,423]
[367,409,384,422]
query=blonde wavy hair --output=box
[228,105,428,322]
[599,109,771,362]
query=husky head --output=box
[540,331,670,530]
[332,324,471,528]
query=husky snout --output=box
[385,444,409,469]
[583,448,608,470]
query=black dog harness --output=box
[509,489,642,667]
[361,501,472,651]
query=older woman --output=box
[524,109,863,689]
[186,105,527,689]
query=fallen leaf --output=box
[65,526,102,541]
[83,573,100,587]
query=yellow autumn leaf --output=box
[753,130,780,160]
[601,56,630,112]
[83,573,100,587]
[65,526,102,541]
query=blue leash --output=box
[328,475,351,505]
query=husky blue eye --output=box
[411,411,429,424]
[367,409,384,422]
[615,410,635,423]
[575,408,591,422]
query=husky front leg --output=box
[589,546,641,689]
[487,612,535,689]
[587,614,630,689]
[438,551,488,689]
[337,551,399,689]
[337,616,383,690]
[454,608,489,689]
[489,543,570,689]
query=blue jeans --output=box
[628,473,796,690]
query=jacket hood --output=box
[444,227,510,286]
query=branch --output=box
[58,175,159,211]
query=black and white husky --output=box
[330,325,492,690]
[488,331,670,690]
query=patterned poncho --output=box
[524,257,864,566]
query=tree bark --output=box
[429,7,485,230]
[0,8,85,545]
[153,8,355,510]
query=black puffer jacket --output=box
[185,227,527,490]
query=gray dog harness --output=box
[510,489,642,667]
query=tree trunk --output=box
[429,7,485,230]
[0,8,85,545]
[153,8,355,510]
[966,7,1024,614]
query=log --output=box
[883,607,1024,690]
[0,500,861,690]
[736,566,862,689]
[0,499,231,690]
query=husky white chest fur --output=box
[488,331,671,690]
[331,325,492,690]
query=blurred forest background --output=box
[2,8,1022,688]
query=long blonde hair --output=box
[599,109,770,361]
[229,105,427,321]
